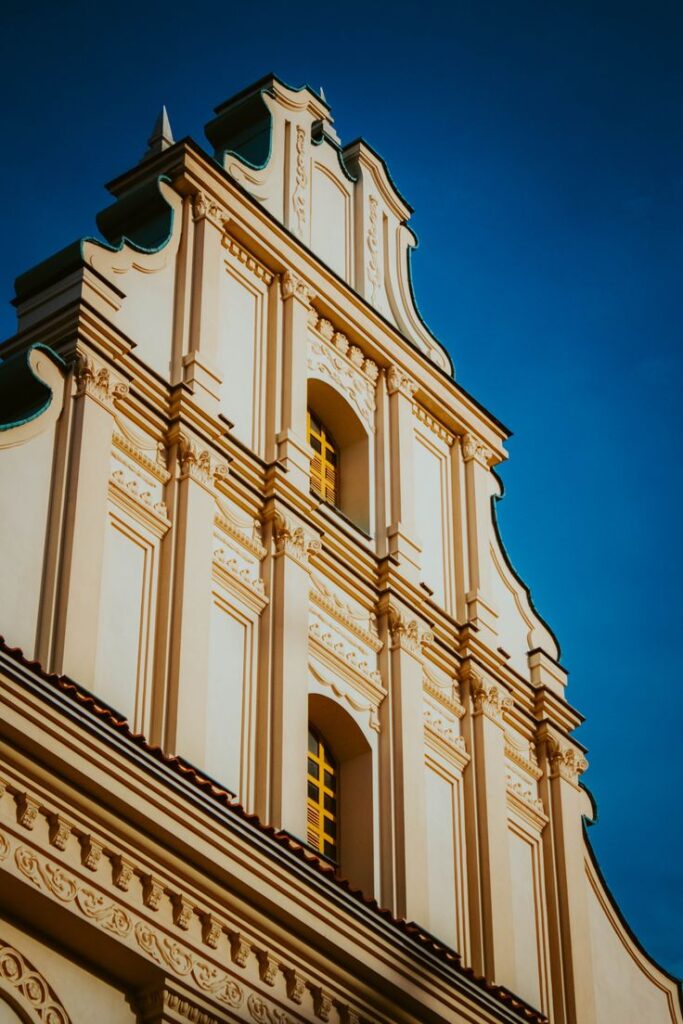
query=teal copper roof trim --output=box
[0,344,65,431]
[14,176,175,302]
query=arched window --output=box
[307,409,338,507]
[307,726,338,860]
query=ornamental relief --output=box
[310,573,381,652]
[309,605,383,691]
[0,940,72,1023]
[307,312,378,433]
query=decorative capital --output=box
[75,353,128,408]
[281,269,313,305]
[178,434,229,489]
[469,671,513,724]
[192,189,225,228]
[388,604,433,657]
[461,433,493,467]
[283,967,306,1004]
[273,511,321,567]
[549,742,589,786]
[386,364,417,398]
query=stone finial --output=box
[142,106,175,161]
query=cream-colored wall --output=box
[0,425,55,658]
[206,591,248,793]
[0,913,136,1023]
[587,861,681,1024]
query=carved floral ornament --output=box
[386,365,417,399]
[467,671,514,724]
[75,353,128,408]
[460,433,494,468]
[291,124,308,237]
[0,939,72,1023]
[366,195,381,302]
[192,190,226,229]
[549,742,589,785]
[280,269,313,305]
[273,511,321,566]
[387,605,434,657]
[178,434,229,489]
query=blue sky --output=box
[1,0,681,977]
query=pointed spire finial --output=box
[141,106,175,162]
[319,86,327,104]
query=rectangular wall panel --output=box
[217,266,262,448]
[414,434,446,605]
[509,828,542,1009]
[206,596,248,794]
[425,761,459,946]
[94,515,148,724]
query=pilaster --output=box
[386,366,422,582]
[461,665,516,988]
[379,599,432,923]
[276,271,314,495]
[55,352,128,686]
[186,191,225,412]
[165,430,229,768]
[267,507,321,838]
[461,434,499,642]
[539,727,596,1024]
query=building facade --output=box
[0,76,679,1024]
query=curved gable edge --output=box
[0,344,66,448]
[583,822,683,1022]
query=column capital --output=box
[548,740,589,787]
[387,602,433,658]
[466,667,513,724]
[176,432,229,490]
[272,509,321,567]
[281,269,314,306]
[192,189,226,229]
[75,352,129,410]
[386,364,417,398]
[460,432,493,467]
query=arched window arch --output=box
[307,694,374,895]
[307,379,371,534]
[307,726,338,860]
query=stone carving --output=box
[256,949,279,986]
[137,987,223,1024]
[201,914,222,949]
[0,939,72,1023]
[247,993,293,1024]
[112,426,170,484]
[229,932,251,968]
[15,845,131,936]
[423,667,465,718]
[80,835,102,871]
[309,620,383,689]
[367,195,380,302]
[172,893,194,931]
[310,574,382,651]
[16,793,39,830]
[282,967,306,1004]
[110,469,168,519]
[470,677,513,723]
[0,832,9,861]
[273,512,321,567]
[134,922,244,1008]
[309,660,382,733]
[311,986,333,1022]
[291,125,308,237]
[75,353,128,407]
[423,707,467,754]
[505,768,546,817]
[193,191,225,228]
[213,547,265,597]
[141,873,164,911]
[281,270,313,305]
[388,606,433,656]
[178,435,229,488]
[550,744,589,785]
[386,365,416,399]
[112,853,134,891]
[47,814,71,852]
[460,433,493,468]
[505,738,543,780]
[413,404,454,446]
[222,235,274,285]
[307,312,379,431]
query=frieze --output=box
[215,502,266,560]
[308,619,383,692]
[135,921,244,1008]
[247,993,295,1024]
[423,706,467,756]
[505,737,543,780]
[423,667,465,719]
[0,940,72,1023]
[505,768,546,820]
[213,546,266,598]
[113,425,170,484]
[310,574,382,652]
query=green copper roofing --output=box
[14,176,175,302]
[0,344,65,431]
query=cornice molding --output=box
[222,233,274,286]
[412,403,454,446]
